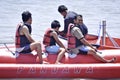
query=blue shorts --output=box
[19,45,32,54]
[78,46,89,55]
[45,45,60,54]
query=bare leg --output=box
[55,48,66,64]
[88,50,116,63]
[30,41,43,63]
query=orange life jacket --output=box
[43,28,53,46]
[67,23,76,49]
[67,23,88,49]
[15,23,23,48]
[15,22,31,48]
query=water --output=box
[0,0,120,43]
[0,0,120,79]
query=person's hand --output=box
[65,48,69,53]
[93,48,97,52]
[59,31,66,37]
[92,47,97,52]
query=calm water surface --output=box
[0,0,120,43]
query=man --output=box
[67,15,116,63]
[43,20,68,64]
[58,5,77,37]
[75,15,88,37]
[15,11,44,64]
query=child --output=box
[43,20,67,64]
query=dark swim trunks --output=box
[19,45,32,53]
[78,46,89,55]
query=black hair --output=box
[22,11,32,22]
[58,5,68,13]
[51,20,61,28]
[74,14,83,20]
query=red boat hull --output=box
[0,34,120,78]
[0,64,120,78]
[0,46,120,64]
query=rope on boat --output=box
[99,20,120,48]
[3,43,15,55]
[106,32,120,47]
[96,22,102,45]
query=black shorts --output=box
[78,46,89,55]
[19,45,32,53]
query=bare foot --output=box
[55,62,63,64]
[42,61,49,64]
[107,57,116,63]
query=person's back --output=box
[43,28,56,47]
[64,11,77,33]
[15,23,31,48]
[65,11,77,20]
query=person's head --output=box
[51,20,61,31]
[58,5,68,17]
[22,11,32,24]
[74,14,83,25]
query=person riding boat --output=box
[58,5,78,37]
[67,14,116,63]
[15,11,47,64]
[43,20,68,64]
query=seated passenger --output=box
[43,20,68,64]
[15,11,46,64]
[67,15,116,63]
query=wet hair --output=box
[74,14,83,20]
[22,11,32,22]
[51,20,61,28]
[58,5,68,13]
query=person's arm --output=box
[80,38,96,51]
[51,32,65,48]
[22,25,35,43]
[73,27,96,51]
